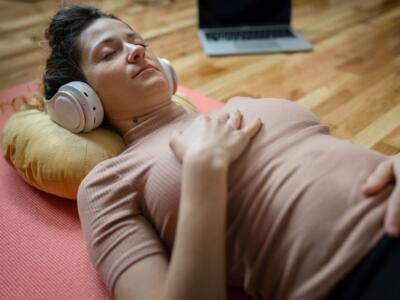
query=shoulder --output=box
[77,150,143,215]
[79,152,128,192]
[78,160,116,193]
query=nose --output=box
[126,43,145,63]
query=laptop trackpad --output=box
[234,40,279,50]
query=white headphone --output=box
[45,57,177,133]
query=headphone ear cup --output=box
[46,86,86,133]
[45,81,104,133]
[158,58,177,96]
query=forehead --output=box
[79,18,136,50]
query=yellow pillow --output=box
[1,93,197,200]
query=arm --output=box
[163,111,261,300]
[114,155,229,300]
[162,151,229,300]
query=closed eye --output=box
[102,51,116,60]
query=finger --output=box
[361,159,394,196]
[384,184,400,237]
[170,129,182,139]
[227,110,242,129]
[217,113,230,123]
[198,114,211,122]
[168,137,176,152]
[241,118,262,138]
[168,130,182,147]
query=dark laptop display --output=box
[199,0,291,28]
[197,0,312,55]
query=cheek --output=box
[94,63,124,86]
[89,65,126,98]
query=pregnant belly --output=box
[258,136,391,300]
[227,130,391,299]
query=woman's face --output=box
[79,18,171,123]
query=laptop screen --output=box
[198,0,291,28]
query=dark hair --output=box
[43,4,120,99]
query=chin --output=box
[144,78,171,99]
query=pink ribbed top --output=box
[77,97,393,300]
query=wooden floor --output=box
[0,0,399,154]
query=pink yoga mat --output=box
[0,81,251,300]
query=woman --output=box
[43,4,400,300]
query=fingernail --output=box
[361,185,370,197]
[363,178,374,189]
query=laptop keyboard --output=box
[205,29,294,41]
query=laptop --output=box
[197,0,312,56]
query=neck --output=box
[111,100,173,136]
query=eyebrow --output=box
[92,32,139,53]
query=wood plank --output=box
[353,104,400,148]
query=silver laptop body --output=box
[198,0,312,56]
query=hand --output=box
[361,155,400,236]
[169,110,262,164]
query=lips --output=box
[132,64,157,78]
